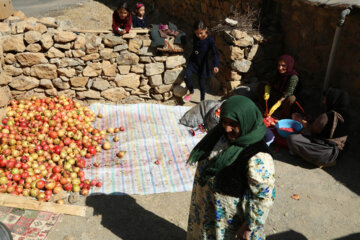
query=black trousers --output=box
[184,62,206,101]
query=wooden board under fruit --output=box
[69,28,112,34]
[0,193,88,217]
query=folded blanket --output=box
[159,29,179,38]
[150,22,186,47]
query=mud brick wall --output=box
[276,0,360,99]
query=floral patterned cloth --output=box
[187,137,275,240]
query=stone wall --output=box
[0,12,186,112]
[215,29,268,93]
[276,0,360,99]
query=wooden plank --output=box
[122,32,137,39]
[49,190,68,202]
[67,28,148,34]
[69,28,112,34]
[130,28,150,34]
[0,193,88,217]
[36,21,58,28]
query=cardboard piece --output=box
[0,0,14,20]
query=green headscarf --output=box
[187,95,266,185]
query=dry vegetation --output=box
[211,4,261,34]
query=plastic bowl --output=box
[275,119,303,138]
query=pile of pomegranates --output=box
[0,96,107,202]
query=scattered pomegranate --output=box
[102,141,111,150]
[0,96,108,202]
[81,188,89,196]
[117,151,125,158]
[90,180,97,186]
[291,194,301,200]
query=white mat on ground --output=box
[84,103,204,195]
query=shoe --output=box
[319,160,337,168]
[183,95,193,102]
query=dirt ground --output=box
[43,0,113,31]
[11,1,360,239]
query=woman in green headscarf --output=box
[187,96,275,240]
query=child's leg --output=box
[184,64,195,94]
[199,78,206,101]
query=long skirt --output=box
[287,134,339,166]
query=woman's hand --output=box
[292,113,304,122]
[213,67,219,74]
[236,222,251,240]
[292,113,307,128]
[300,119,308,127]
[280,97,285,102]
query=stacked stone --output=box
[0,41,11,119]
[215,29,264,93]
[0,12,186,103]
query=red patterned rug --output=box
[0,206,60,240]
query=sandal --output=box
[319,160,337,168]
[183,94,193,102]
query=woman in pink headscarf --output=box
[261,54,301,118]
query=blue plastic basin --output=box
[275,119,303,138]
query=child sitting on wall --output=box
[112,2,132,35]
[132,2,146,28]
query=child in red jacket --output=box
[112,2,132,35]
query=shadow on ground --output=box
[334,233,360,240]
[267,230,360,240]
[267,230,308,240]
[86,194,186,240]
